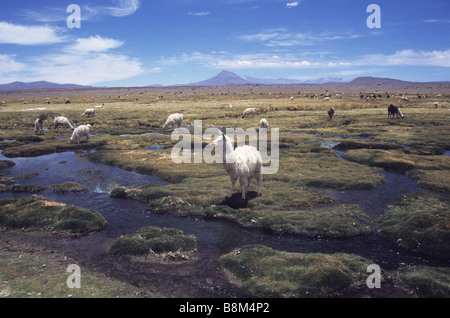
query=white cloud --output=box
[0,55,27,83]
[68,36,124,53]
[212,58,315,69]
[23,0,140,22]
[214,49,450,70]
[211,51,231,54]
[0,34,143,85]
[102,0,141,17]
[188,12,210,16]
[422,19,450,24]
[28,52,144,85]
[238,28,289,42]
[0,21,65,45]
[286,2,299,8]
[238,29,360,47]
[360,49,450,67]
[1,3,144,86]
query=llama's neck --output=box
[222,138,235,166]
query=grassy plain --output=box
[0,87,449,297]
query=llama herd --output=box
[28,91,444,200]
[33,108,96,144]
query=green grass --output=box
[394,266,450,298]
[0,239,156,298]
[109,226,197,262]
[379,193,450,259]
[220,245,372,298]
[271,148,386,190]
[0,160,15,169]
[202,203,372,237]
[48,182,85,194]
[0,197,107,237]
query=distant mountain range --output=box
[184,71,348,86]
[0,81,91,91]
[1,72,448,91]
[179,71,449,87]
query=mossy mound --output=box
[0,181,84,195]
[379,193,450,259]
[220,245,372,298]
[0,160,15,170]
[108,226,197,262]
[408,168,450,192]
[395,266,450,298]
[0,197,107,236]
[271,150,386,190]
[48,182,85,194]
[342,149,416,171]
[0,175,45,193]
[205,203,372,237]
[342,149,450,192]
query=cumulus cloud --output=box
[0,21,65,45]
[28,52,144,85]
[67,36,124,53]
[1,2,147,86]
[0,34,143,85]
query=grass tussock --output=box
[48,182,85,194]
[0,197,107,236]
[220,245,372,298]
[379,193,450,259]
[394,266,450,298]
[0,160,15,169]
[108,226,197,262]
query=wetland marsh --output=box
[0,85,449,298]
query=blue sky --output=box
[0,0,449,86]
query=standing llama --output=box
[388,104,404,118]
[212,132,263,200]
[327,107,335,120]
